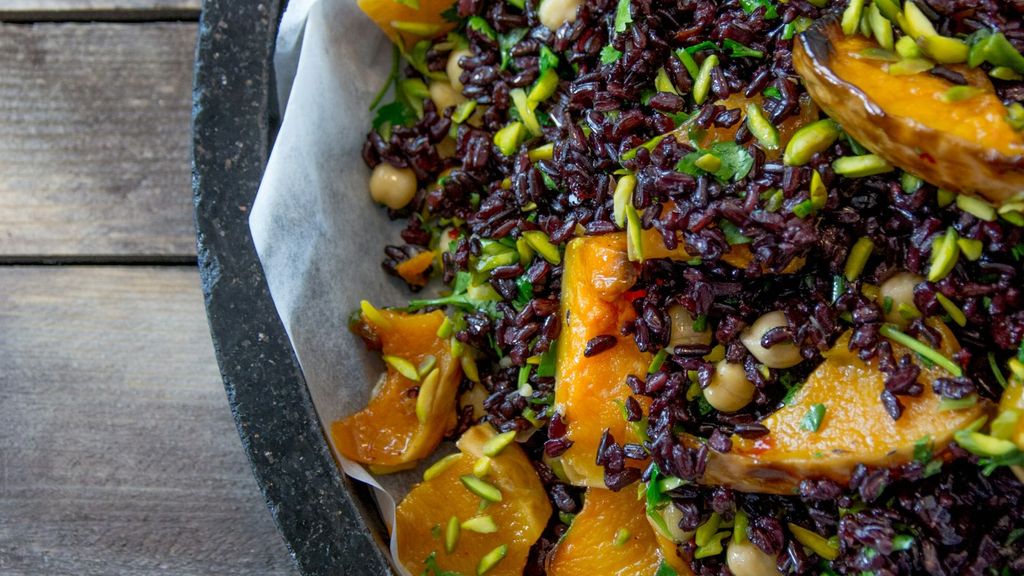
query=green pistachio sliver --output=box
[424,453,464,482]
[624,203,644,262]
[675,48,699,80]
[384,355,421,381]
[918,35,969,65]
[783,119,841,166]
[935,293,967,327]
[879,324,963,377]
[936,188,956,208]
[968,32,994,68]
[810,169,827,209]
[732,510,749,544]
[954,430,1017,457]
[452,100,477,124]
[928,227,960,282]
[462,515,499,534]
[360,300,392,329]
[655,67,678,95]
[873,0,901,22]
[391,20,444,36]
[417,355,438,378]
[840,0,865,36]
[895,35,922,59]
[900,172,923,193]
[693,54,719,105]
[445,516,461,553]
[991,409,1021,440]
[461,353,481,383]
[868,3,894,51]
[1006,102,1024,132]
[990,66,1024,81]
[955,194,996,221]
[940,85,983,103]
[494,121,525,156]
[858,8,872,38]
[482,430,518,457]
[833,154,894,178]
[516,236,534,265]
[472,456,492,477]
[694,531,730,559]
[528,68,559,103]
[746,102,780,150]
[694,153,722,173]
[886,58,934,76]
[901,1,937,39]
[853,47,899,62]
[522,230,561,264]
[477,545,508,575]
[613,174,637,228]
[788,523,839,560]
[461,475,503,502]
[415,367,441,424]
[437,316,454,339]
[957,237,983,261]
[695,512,722,547]
[939,394,978,412]
[510,88,542,137]
[983,32,1024,75]
[613,528,632,546]
[843,236,875,282]
[528,142,554,161]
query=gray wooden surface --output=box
[0,3,300,575]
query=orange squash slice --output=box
[357,0,456,48]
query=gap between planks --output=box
[0,0,200,22]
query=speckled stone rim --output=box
[191,1,396,574]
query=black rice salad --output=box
[354,0,1024,573]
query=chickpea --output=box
[538,0,582,31]
[726,539,781,576]
[739,311,802,369]
[435,137,457,159]
[459,382,488,420]
[437,226,458,255]
[428,80,466,113]
[369,163,417,210]
[658,502,695,543]
[703,360,756,413]
[446,48,472,92]
[878,271,923,325]
[668,305,713,348]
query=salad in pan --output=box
[332,0,1024,573]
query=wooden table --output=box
[0,3,299,574]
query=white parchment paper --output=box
[251,0,442,572]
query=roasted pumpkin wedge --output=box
[394,423,552,576]
[794,18,1024,205]
[555,235,652,487]
[358,0,455,47]
[694,324,991,494]
[332,306,462,469]
[547,487,688,576]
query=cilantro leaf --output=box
[422,552,463,576]
[499,28,529,70]
[467,16,497,41]
[614,0,632,33]
[739,0,778,19]
[654,560,679,576]
[763,86,782,99]
[372,100,415,131]
[722,38,763,58]
[539,45,560,75]
[684,40,718,55]
[800,403,826,432]
[676,142,754,182]
[600,44,623,64]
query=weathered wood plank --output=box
[0,267,299,576]
[0,23,198,259]
[0,1,200,21]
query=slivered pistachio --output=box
[833,154,894,177]
[868,3,894,50]
[810,169,827,209]
[956,194,996,221]
[693,54,719,105]
[510,88,542,137]
[853,47,899,62]
[695,153,722,173]
[436,316,454,339]
[391,20,444,36]
[462,515,499,534]
[840,0,865,36]
[895,35,922,59]
[695,512,721,547]
[954,430,1017,457]
[936,188,956,208]
[415,368,441,424]
[417,355,438,378]
[460,475,503,502]
[873,0,901,22]
[990,66,1024,81]
[477,544,508,575]
[473,456,492,478]
[897,302,921,321]
[886,58,934,75]
[918,35,969,64]
[844,236,875,282]
[788,523,839,560]
[935,293,967,327]
[494,121,525,156]
[516,236,534,265]
[732,509,749,544]
[613,174,637,228]
[655,68,678,95]
[783,119,841,166]
[528,68,559,103]
[445,516,461,553]
[360,300,391,328]
[939,395,978,411]
[451,100,477,124]
[746,103,780,150]
[424,453,463,481]
[928,227,960,282]
[879,324,963,377]
[675,48,699,80]
[528,142,554,161]
[991,410,1021,440]
[957,238,983,261]
[694,531,730,559]
[999,200,1024,226]
[384,355,421,381]
[461,353,481,383]
[1006,103,1024,132]
[613,528,631,546]
[522,230,561,264]
[901,1,937,39]
[900,172,923,193]
[940,85,983,103]
[858,8,871,38]
[625,204,644,262]
[482,430,518,457]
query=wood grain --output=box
[0,23,198,260]
[0,267,299,576]
[0,1,200,21]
